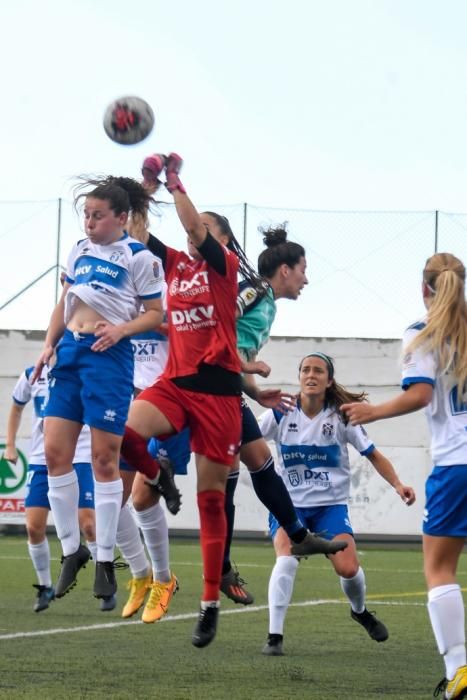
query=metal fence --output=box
[1,200,466,338]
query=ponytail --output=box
[407,252,467,391]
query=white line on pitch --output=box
[0,598,425,641]
[0,554,427,572]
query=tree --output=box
[0,455,16,491]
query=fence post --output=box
[434,209,439,254]
[55,198,62,304]
[243,202,248,251]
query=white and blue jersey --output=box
[259,404,375,508]
[131,286,169,391]
[401,320,467,536]
[64,233,163,325]
[12,366,91,465]
[401,320,467,467]
[12,366,94,510]
[132,330,169,391]
[48,233,163,435]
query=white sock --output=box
[94,479,123,563]
[116,503,150,578]
[28,539,51,587]
[133,502,171,583]
[86,540,97,562]
[268,555,299,635]
[47,471,80,556]
[341,566,366,614]
[428,584,466,680]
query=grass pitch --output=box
[0,534,465,699]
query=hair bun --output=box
[260,223,289,248]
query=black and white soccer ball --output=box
[103,96,154,145]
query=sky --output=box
[1,0,467,336]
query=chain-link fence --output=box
[1,200,465,338]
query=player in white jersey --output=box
[32,175,164,605]
[4,366,95,612]
[342,253,467,700]
[260,352,415,656]
[132,328,169,392]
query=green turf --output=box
[0,534,465,699]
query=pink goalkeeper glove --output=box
[141,154,166,185]
[165,152,186,194]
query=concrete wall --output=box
[0,330,46,439]
[0,330,431,536]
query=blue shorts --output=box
[45,329,134,436]
[119,456,136,473]
[119,429,191,475]
[148,428,190,476]
[269,504,354,540]
[25,463,95,509]
[241,399,262,446]
[423,465,467,537]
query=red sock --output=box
[197,490,226,602]
[120,426,160,480]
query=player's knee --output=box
[44,442,73,472]
[92,449,120,480]
[79,515,96,541]
[26,522,46,543]
[243,444,271,471]
[132,485,159,511]
[337,563,359,579]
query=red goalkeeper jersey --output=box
[161,244,240,380]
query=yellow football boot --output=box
[445,666,467,700]
[121,574,152,619]
[142,574,179,623]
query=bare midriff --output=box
[66,297,109,334]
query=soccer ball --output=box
[103,96,154,145]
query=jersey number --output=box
[450,384,467,415]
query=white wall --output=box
[0,330,431,536]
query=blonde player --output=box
[342,253,467,700]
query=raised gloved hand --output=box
[164,152,186,194]
[141,154,166,186]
